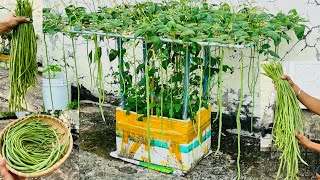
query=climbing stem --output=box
[44,34,55,110]
[71,37,80,110]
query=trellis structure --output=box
[43,1,307,179]
[48,30,247,175]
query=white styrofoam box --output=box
[116,126,211,172]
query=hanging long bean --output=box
[93,35,106,121]
[215,48,224,155]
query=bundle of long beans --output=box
[2,116,69,173]
[9,0,38,111]
[261,61,307,180]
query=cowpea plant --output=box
[43,1,307,179]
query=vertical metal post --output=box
[203,46,209,101]
[182,46,191,120]
[117,38,125,109]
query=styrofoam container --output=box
[114,106,212,173]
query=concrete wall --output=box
[42,0,320,133]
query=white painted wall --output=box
[43,0,320,129]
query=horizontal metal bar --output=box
[66,30,251,49]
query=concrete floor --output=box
[79,103,320,180]
[0,94,318,179]
[0,69,43,112]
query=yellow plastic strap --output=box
[116,107,211,144]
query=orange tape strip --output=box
[129,141,141,154]
[121,131,129,152]
[170,142,182,163]
[0,55,10,62]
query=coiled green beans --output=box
[2,116,69,173]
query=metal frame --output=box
[67,30,251,49]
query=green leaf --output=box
[206,15,214,24]
[43,8,51,13]
[190,37,201,42]
[134,29,146,38]
[137,116,143,121]
[294,26,305,40]
[148,68,157,76]
[161,60,168,70]
[150,103,156,109]
[176,24,185,31]
[125,62,130,70]
[268,50,280,58]
[174,104,181,112]
[167,21,176,29]
[156,107,161,117]
[150,36,162,49]
[170,73,183,83]
[261,44,271,49]
[207,38,222,43]
[210,57,219,66]
[109,49,118,62]
[138,77,146,86]
[267,31,281,46]
[136,64,145,73]
[126,108,131,115]
[157,28,168,34]
[222,65,233,72]
[190,65,198,73]
[219,34,229,40]
[181,29,195,36]
[65,5,75,18]
[289,9,298,16]
[192,57,202,65]
[182,37,191,42]
[42,68,49,73]
[251,36,260,43]
[54,66,62,72]
[281,33,292,43]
